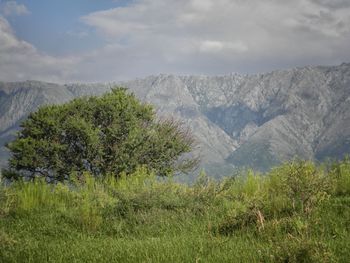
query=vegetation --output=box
[1,159,350,262]
[3,88,197,181]
[1,88,349,262]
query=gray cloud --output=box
[0,17,78,82]
[1,1,30,16]
[311,0,350,10]
[0,15,157,82]
[1,0,350,82]
[80,0,350,76]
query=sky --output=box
[0,0,349,83]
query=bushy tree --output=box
[3,88,198,181]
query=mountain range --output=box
[1,63,350,177]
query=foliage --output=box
[266,236,335,263]
[4,88,198,181]
[328,156,350,196]
[0,160,349,262]
[217,161,332,235]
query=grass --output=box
[1,160,350,262]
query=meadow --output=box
[1,159,350,262]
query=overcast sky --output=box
[0,0,349,82]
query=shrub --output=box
[264,236,336,263]
[266,160,331,215]
[216,161,332,235]
[328,157,350,196]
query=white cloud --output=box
[199,41,225,53]
[0,16,78,82]
[80,0,350,76]
[0,15,161,82]
[1,0,350,82]
[199,40,248,54]
[1,1,30,16]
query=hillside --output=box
[1,63,350,173]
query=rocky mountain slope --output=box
[1,63,350,175]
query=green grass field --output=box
[1,160,350,262]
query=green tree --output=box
[3,88,198,181]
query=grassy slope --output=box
[1,161,350,263]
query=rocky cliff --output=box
[1,63,350,175]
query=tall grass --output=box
[0,160,350,262]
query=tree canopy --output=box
[4,88,198,181]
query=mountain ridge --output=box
[1,63,350,175]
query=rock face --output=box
[1,63,350,174]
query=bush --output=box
[267,161,332,215]
[216,161,332,235]
[264,236,336,263]
[4,88,198,181]
[328,157,350,196]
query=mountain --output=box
[1,63,350,176]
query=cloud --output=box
[199,40,248,54]
[0,16,78,82]
[190,0,213,12]
[0,15,157,82]
[311,0,350,10]
[78,0,350,76]
[1,1,30,16]
[1,0,350,82]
